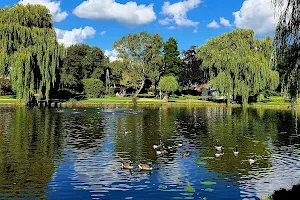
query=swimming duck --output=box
[177,143,183,147]
[153,140,162,149]
[181,151,190,157]
[215,140,223,151]
[215,150,224,158]
[233,145,239,156]
[138,164,153,170]
[249,155,255,164]
[122,160,133,170]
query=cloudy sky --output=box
[1,0,279,60]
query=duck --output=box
[215,150,224,158]
[181,151,190,157]
[215,140,223,151]
[122,160,133,170]
[233,145,239,156]
[249,155,255,164]
[138,164,153,170]
[153,140,162,149]
[167,146,173,150]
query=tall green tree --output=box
[179,46,207,89]
[113,31,163,97]
[197,29,279,105]
[163,37,181,76]
[60,44,107,93]
[273,0,300,103]
[0,4,64,101]
[158,75,179,101]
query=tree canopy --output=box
[163,37,181,76]
[113,31,163,96]
[197,29,279,104]
[179,46,207,89]
[60,44,107,93]
[0,4,64,101]
[273,0,300,103]
[158,75,179,93]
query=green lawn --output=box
[0,95,298,108]
[0,95,24,104]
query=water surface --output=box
[0,106,299,199]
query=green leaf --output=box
[184,185,196,193]
[158,185,167,189]
[201,181,217,185]
[197,161,207,165]
[204,188,214,192]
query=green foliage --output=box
[0,4,64,101]
[158,75,179,93]
[179,46,206,88]
[113,31,163,96]
[82,78,104,98]
[184,185,196,193]
[197,29,279,104]
[200,181,217,185]
[163,37,181,76]
[60,44,107,93]
[273,0,300,103]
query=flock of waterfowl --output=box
[120,139,256,171]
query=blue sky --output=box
[0,0,278,60]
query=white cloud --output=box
[158,17,173,25]
[55,26,96,47]
[19,0,68,22]
[100,31,106,36]
[104,50,118,62]
[168,26,176,30]
[233,0,280,35]
[207,20,220,29]
[73,0,156,27]
[160,0,201,28]
[220,17,232,27]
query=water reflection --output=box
[0,106,299,199]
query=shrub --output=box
[158,76,179,94]
[82,78,104,98]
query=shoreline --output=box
[0,98,297,110]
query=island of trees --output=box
[0,3,299,107]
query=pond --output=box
[0,106,299,199]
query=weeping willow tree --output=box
[273,0,300,104]
[0,4,64,102]
[197,29,279,105]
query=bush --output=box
[158,76,179,93]
[82,78,104,98]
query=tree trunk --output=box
[163,94,169,102]
[134,79,145,97]
[226,92,230,105]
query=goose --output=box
[215,150,224,158]
[167,146,173,150]
[215,140,223,151]
[138,164,153,170]
[153,140,162,149]
[122,160,133,170]
[233,145,239,156]
[249,155,255,164]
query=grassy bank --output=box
[67,97,222,106]
[0,95,298,109]
[0,95,24,105]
